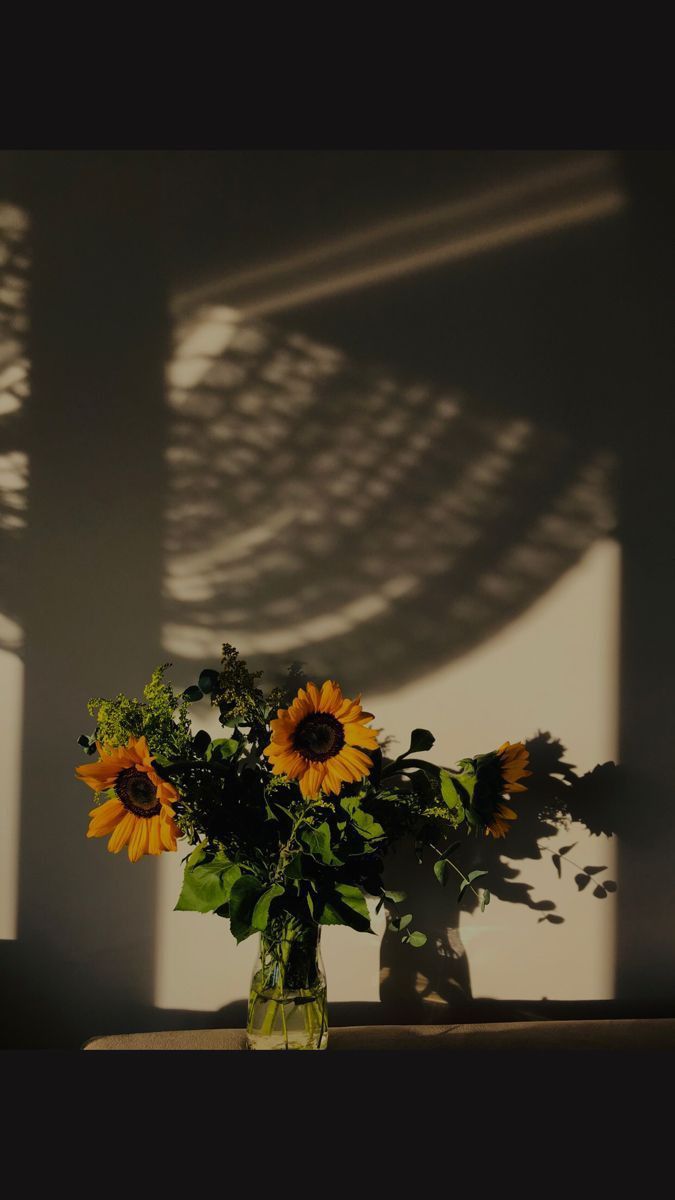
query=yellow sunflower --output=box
[264,680,379,799]
[75,735,180,862]
[482,740,532,838]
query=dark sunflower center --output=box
[293,712,345,762]
[116,767,161,818]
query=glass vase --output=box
[246,920,328,1050]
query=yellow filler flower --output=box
[75,735,180,862]
[264,680,378,799]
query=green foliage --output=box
[434,858,449,886]
[175,846,242,913]
[439,769,466,826]
[79,653,526,952]
[252,884,285,932]
[405,931,427,948]
[87,664,192,759]
[212,643,265,726]
[403,728,436,755]
[457,869,488,904]
[299,822,343,865]
[318,883,371,932]
[229,876,268,943]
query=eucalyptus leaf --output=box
[192,729,211,757]
[198,668,220,695]
[206,738,239,762]
[182,685,203,703]
[406,931,427,948]
[434,859,449,886]
[390,913,413,932]
[457,869,488,903]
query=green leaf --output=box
[77,734,91,748]
[284,853,315,881]
[404,728,435,755]
[439,771,466,826]
[339,792,367,815]
[300,822,343,865]
[349,807,385,842]
[390,912,413,932]
[198,668,220,695]
[251,884,285,931]
[229,875,267,943]
[457,869,488,904]
[206,738,239,761]
[434,859,449,886]
[382,889,407,904]
[175,853,242,914]
[318,883,371,931]
[406,931,427,948]
[186,843,207,868]
[192,729,211,757]
[182,685,203,703]
[480,888,491,912]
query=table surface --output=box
[83,1018,675,1051]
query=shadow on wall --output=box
[379,732,628,1023]
[163,306,616,696]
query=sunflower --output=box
[472,740,532,839]
[264,680,379,799]
[75,735,180,862]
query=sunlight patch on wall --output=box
[0,202,29,941]
[0,647,23,939]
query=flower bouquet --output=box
[75,644,531,1050]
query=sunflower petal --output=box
[344,721,379,749]
[148,816,163,855]
[128,818,149,862]
[107,812,136,854]
[87,797,125,837]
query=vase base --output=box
[245,1029,328,1051]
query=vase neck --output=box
[260,919,321,956]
